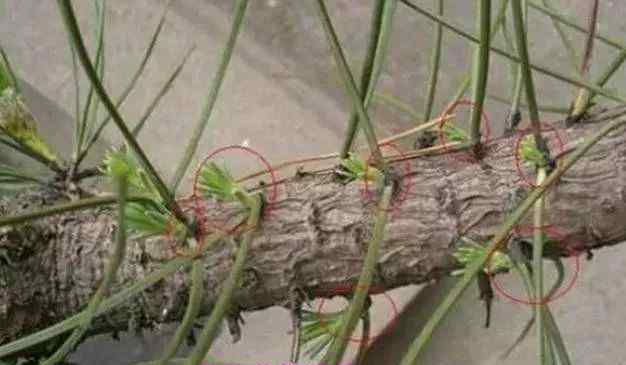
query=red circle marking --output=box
[362,142,412,215]
[191,145,278,236]
[513,123,566,188]
[486,225,582,306]
[436,99,492,163]
[314,283,399,344]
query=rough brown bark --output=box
[1,107,626,348]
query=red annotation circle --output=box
[513,123,566,188]
[164,146,277,257]
[190,145,279,236]
[362,142,413,215]
[436,99,492,163]
[314,283,399,344]
[486,225,582,306]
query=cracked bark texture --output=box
[1,107,626,348]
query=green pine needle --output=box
[0,45,19,93]
[0,55,12,93]
[0,163,45,191]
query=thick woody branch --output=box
[1,107,626,348]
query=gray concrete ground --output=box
[1,1,626,364]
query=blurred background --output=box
[1,1,626,364]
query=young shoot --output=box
[520,134,549,168]
[452,236,513,276]
[336,152,383,183]
[442,122,469,143]
[300,306,347,361]
[197,162,243,201]
[103,149,186,240]
[197,161,260,210]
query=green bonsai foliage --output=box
[336,152,383,183]
[300,306,347,360]
[0,58,12,93]
[0,89,59,163]
[197,161,244,202]
[452,232,563,277]
[519,134,549,168]
[103,149,185,240]
[442,122,469,143]
[452,236,513,276]
[197,161,260,213]
[2,1,626,364]
[0,46,19,93]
